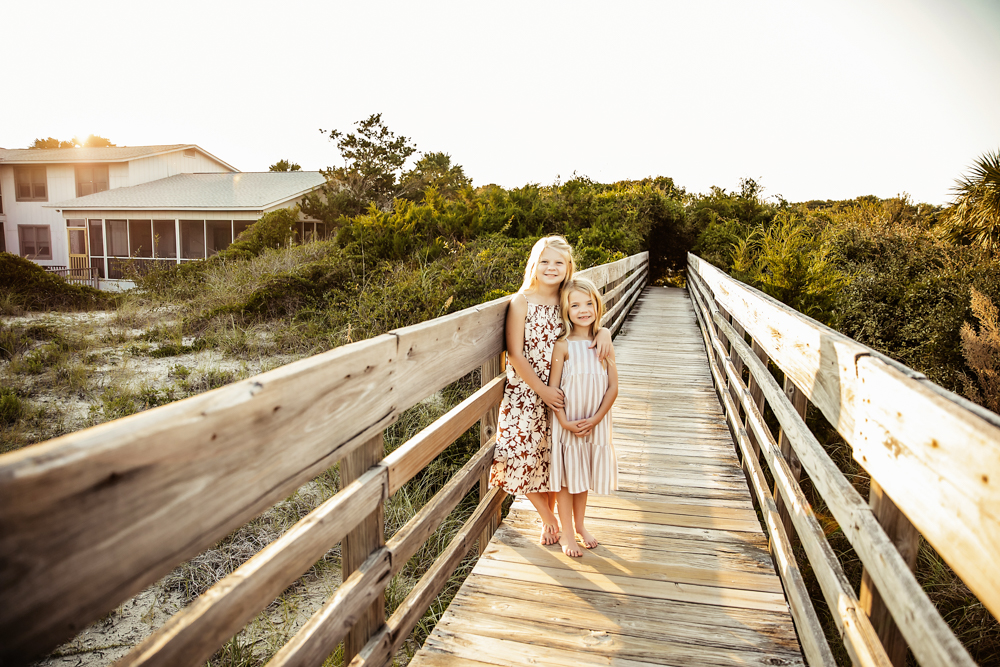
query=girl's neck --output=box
[566,327,595,342]
[524,285,560,305]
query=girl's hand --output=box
[590,328,613,362]
[575,417,594,437]
[539,385,565,410]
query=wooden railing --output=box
[687,253,1000,667]
[45,265,100,289]
[0,251,648,667]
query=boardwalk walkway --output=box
[410,286,804,667]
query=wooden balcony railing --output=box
[688,252,999,667]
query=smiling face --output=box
[534,247,569,290]
[566,288,598,334]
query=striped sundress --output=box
[550,339,618,495]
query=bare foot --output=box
[576,526,598,549]
[559,534,583,557]
[540,522,560,546]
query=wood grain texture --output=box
[700,278,973,667]
[118,465,387,667]
[409,287,804,667]
[689,252,1000,621]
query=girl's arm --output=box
[506,294,565,410]
[576,347,619,435]
[590,326,613,362]
[548,340,573,429]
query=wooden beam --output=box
[341,434,386,664]
[859,481,921,667]
[773,376,807,545]
[117,466,386,667]
[478,354,504,557]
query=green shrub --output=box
[0,388,25,426]
[0,253,110,311]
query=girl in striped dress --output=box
[548,277,619,557]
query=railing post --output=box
[859,481,920,667]
[478,353,504,556]
[341,433,386,664]
[772,376,806,544]
[743,340,769,460]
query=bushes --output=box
[0,253,110,312]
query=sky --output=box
[4,0,999,206]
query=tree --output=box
[399,152,472,201]
[301,114,419,224]
[943,149,1000,252]
[269,159,301,172]
[30,134,115,149]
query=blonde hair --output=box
[519,235,575,293]
[559,277,605,339]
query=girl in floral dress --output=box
[489,236,611,545]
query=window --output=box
[180,220,205,259]
[107,220,129,257]
[233,220,254,239]
[153,220,176,258]
[76,165,109,197]
[14,167,47,201]
[18,225,52,259]
[0,226,6,253]
[129,220,153,257]
[89,219,105,257]
[206,220,232,256]
[0,178,4,214]
[68,229,86,255]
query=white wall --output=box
[109,162,130,189]
[0,164,75,265]
[128,149,233,186]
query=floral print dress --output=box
[489,301,562,495]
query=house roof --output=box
[0,144,237,170]
[46,172,327,211]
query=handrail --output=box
[687,253,992,667]
[0,251,648,666]
[45,265,100,288]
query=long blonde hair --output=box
[559,277,605,340]
[519,235,575,293]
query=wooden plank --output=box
[433,609,804,667]
[480,533,783,593]
[478,354,503,557]
[387,441,496,578]
[471,558,789,613]
[773,376,807,545]
[267,548,392,667]
[690,252,1000,621]
[859,482,920,667]
[341,434,386,663]
[383,375,505,495]
[118,465,387,667]
[712,307,971,667]
[456,578,801,649]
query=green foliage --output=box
[942,149,1000,252]
[399,152,472,201]
[0,253,110,311]
[0,388,25,426]
[268,159,301,172]
[730,213,847,323]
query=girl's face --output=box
[535,247,569,288]
[566,289,597,332]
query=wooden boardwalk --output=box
[410,287,804,667]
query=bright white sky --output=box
[4,0,999,205]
